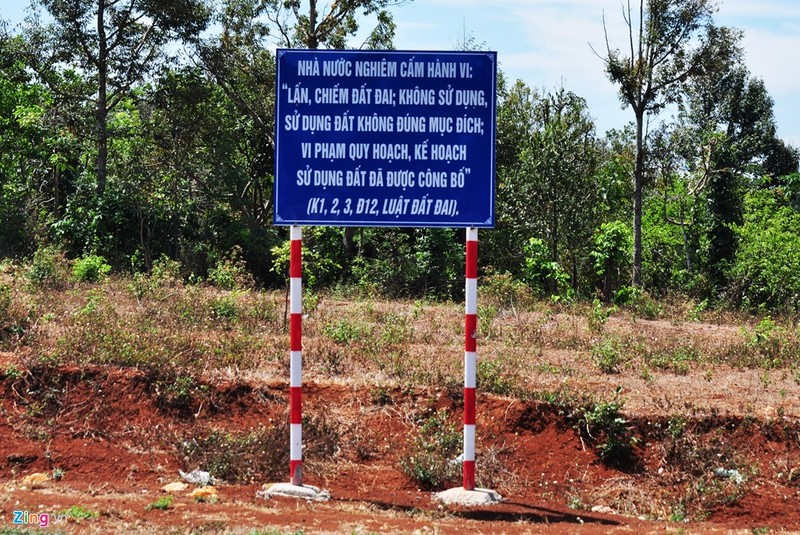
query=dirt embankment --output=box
[2,361,800,534]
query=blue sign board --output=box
[274,49,497,228]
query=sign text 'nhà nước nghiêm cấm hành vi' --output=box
[274,49,497,228]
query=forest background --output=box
[1,0,800,315]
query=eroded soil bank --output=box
[2,364,799,534]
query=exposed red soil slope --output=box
[2,362,799,533]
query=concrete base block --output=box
[434,487,502,506]
[257,482,331,501]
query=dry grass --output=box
[4,270,800,531]
[1,269,799,420]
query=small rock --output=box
[162,482,189,493]
[190,486,219,502]
[179,469,215,486]
[591,505,615,515]
[714,467,745,485]
[21,472,50,489]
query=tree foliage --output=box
[678,30,799,289]
[647,26,800,294]
[489,82,608,296]
[600,0,719,287]
[266,0,402,50]
[728,188,800,313]
[26,0,211,196]
[2,0,800,314]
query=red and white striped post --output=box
[463,227,478,490]
[260,225,327,500]
[289,225,303,486]
[434,227,500,505]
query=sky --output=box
[2,0,798,148]
[391,0,800,148]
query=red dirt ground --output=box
[2,357,800,534]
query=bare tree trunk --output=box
[632,109,644,287]
[307,0,319,49]
[96,0,108,196]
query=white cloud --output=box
[717,0,800,21]
[392,0,800,140]
[738,30,800,95]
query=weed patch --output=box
[208,247,254,291]
[323,318,370,344]
[644,345,700,375]
[24,246,69,290]
[208,293,240,323]
[58,505,97,523]
[586,299,616,333]
[0,283,30,344]
[401,409,461,490]
[177,426,287,484]
[575,388,638,465]
[145,495,174,511]
[71,255,111,283]
[734,317,800,369]
[476,358,517,396]
[151,372,209,417]
[177,413,342,484]
[590,337,626,374]
[481,269,536,311]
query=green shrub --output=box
[477,304,498,339]
[401,409,461,490]
[377,313,410,346]
[345,229,435,299]
[178,426,285,484]
[590,221,631,301]
[323,318,369,344]
[72,254,111,283]
[729,189,800,313]
[154,374,208,416]
[342,228,463,300]
[481,269,535,310]
[0,284,11,326]
[178,415,340,484]
[587,298,616,333]
[58,505,97,522]
[614,286,661,319]
[735,316,798,369]
[411,227,463,299]
[145,495,173,511]
[2,364,24,380]
[613,285,636,305]
[522,237,573,301]
[151,255,183,285]
[577,388,638,463]
[646,345,699,375]
[591,338,624,374]
[208,247,254,290]
[476,358,516,395]
[631,290,662,319]
[127,256,183,298]
[25,246,68,289]
[209,294,240,322]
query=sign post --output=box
[289,225,303,486]
[463,227,478,491]
[263,49,500,505]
